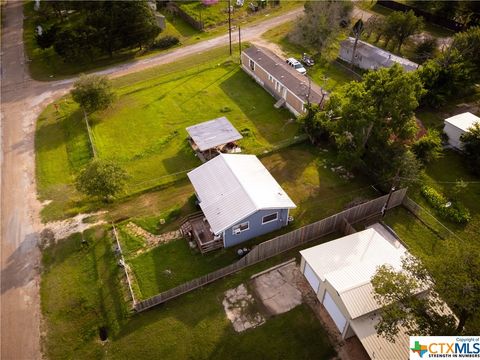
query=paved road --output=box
[0,3,302,359]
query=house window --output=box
[232,222,249,234]
[268,74,272,81]
[249,59,255,71]
[262,213,278,224]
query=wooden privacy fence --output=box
[134,188,407,312]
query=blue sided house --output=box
[186,153,296,252]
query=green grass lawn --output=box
[120,143,377,298]
[261,21,361,92]
[36,46,299,221]
[41,226,336,360]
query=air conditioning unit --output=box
[234,229,241,235]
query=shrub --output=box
[151,36,180,50]
[421,185,471,223]
[411,129,442,164]
[412,38,437,64]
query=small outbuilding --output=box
[339,37,419,72]
[443,112,480,150]
[185,153,296,252]
[186,117,243,162]
[300,224,414,360]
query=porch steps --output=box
[274,98,285,109]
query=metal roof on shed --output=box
[186,117,243,151]
[300,226,407,295]
[243,45,326,104]
[187,154,296,235]
[444,112,480,132]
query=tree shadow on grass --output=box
[218,70,294,143]
[36,108,92,171]
[161,141,201,175]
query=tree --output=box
[451,26,480,77]
[86,1,161,55]
[71,74,116,113]
[75,159,128,201]
[41,1,161,60]
[425,239,480,334]
[384,10,424,52]
[364,15,385,43]
[288,1,353,54]
[460,122,480,176]
[53,25,99,62]
[418,48,474,107]
[412,37,438,64]
[372,255,458,342]
[316,64,424,183]
[411,129,442,164]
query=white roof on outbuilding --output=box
[186,117,243,151]
[444,112,480,132]
[300,224,407,318]
[300,225,407,294]
[187,154,296,234]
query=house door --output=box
[323,292,347,333]
[303,262,320,293]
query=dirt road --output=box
[0,3,302,359]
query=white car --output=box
[286,58,307,75]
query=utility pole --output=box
[381,169,400,218]
[228,0,232,55]
[238,26,242,63]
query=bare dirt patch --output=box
[44,211,108,241]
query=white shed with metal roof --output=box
[443,112,480,149]
[299,224,410,359]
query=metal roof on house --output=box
[350,313,409,360]
[444,112,480,132]
[341,37,419,72]
[187,154,296,235]
[186,117,243,151]
[243,45,326,104]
